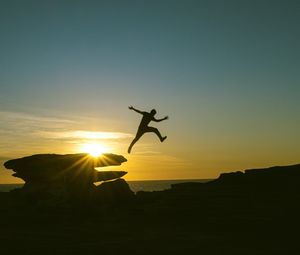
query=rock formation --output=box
[4,153,135,204]
[210,163,300,189]
[168,163,300,192]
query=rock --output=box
[96,178,135,203]
[211,171,245,186]
[4,153,127,182]
[168,163,300,196]
[95,171,127,182]
[3,153,134,205]
[210,163,300,189]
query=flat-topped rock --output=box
[4,153,127,169]
[3,153,133,204]
[4,153,127,182]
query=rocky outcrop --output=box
[209,163,300,189]
[4,153,127,181]
[96,178,135,203]
[170,163,300,194]
[3,153,134,204]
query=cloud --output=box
[0,111,77,137]
[0,110,133,156]
[0,110,76,125]
[0,156,10,161]
[133,151,161,156]
[34,130,133,140]
[0,111,132,140]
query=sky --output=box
[0,0,299,183]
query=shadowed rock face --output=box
[3,153,134,203]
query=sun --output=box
[80,143,110,157]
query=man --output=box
[128,106,168,154]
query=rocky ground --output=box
[1,157,300,254]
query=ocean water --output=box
[0,179,212,193]
[128,179,211,192]
[0,184,24,192]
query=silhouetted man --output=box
[128,106,168,154]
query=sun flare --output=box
[80,143,110,157]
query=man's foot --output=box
[161,136,167,142]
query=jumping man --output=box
[128,106,168,154]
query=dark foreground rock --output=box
[3,153,133,205]
[96,178,135,203]
[133,163,300,254]
[1,162,300,254]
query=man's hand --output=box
[128,106,143,114]
[154,116,169,122]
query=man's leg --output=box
[128,131,143,153]
[146,127,167,142]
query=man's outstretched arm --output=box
[153,116,169,122]
[128,106,144,114]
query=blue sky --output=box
[0,0,299,182]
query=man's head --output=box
[150,109,157,115]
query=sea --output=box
[0,179,212,193]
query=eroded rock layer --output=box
[3,153,134,203]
